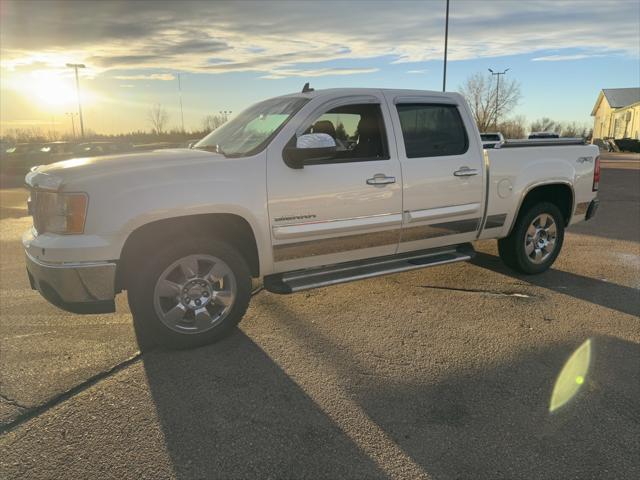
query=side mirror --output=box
[283,133,336,169]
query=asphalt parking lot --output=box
[1,153,639,479]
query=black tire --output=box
[127,237,252,349]
[498,202,565,274]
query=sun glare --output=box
[8,69,97,111]
[29,72,78,107]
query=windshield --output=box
[194,96,308,157]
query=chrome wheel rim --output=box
[524,214,557,264]
[153,254,236,334]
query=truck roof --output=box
[281,87,463,101]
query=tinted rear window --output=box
[481,134,500,141]
[396,104,468,158]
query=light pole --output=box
[442,0,450,92]
[177,73,185,132]
[65,112,78,138]
[219,110,232,122]
[488,67,509,129]
[66,63,86,138]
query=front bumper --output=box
[25,251,116,313]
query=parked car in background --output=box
[2,142,46,175]
[24,88,600,349]
[41,141,75,155]
[480,132,504,149]
[4,143,45,155]
[39,141,77,165]
[73,142,134,157]
[529,132,560,139]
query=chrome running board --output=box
[264,243,475,294]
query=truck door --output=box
[266,94,403,273]
[384,92,485,253]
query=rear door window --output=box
[396,104,468,158]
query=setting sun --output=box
[28,72,77,107]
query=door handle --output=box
[366,174,396,185]
[453,166,479,177]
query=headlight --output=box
[31,191,88,234]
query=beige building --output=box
[591,88,640,140]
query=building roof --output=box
[602,88,640,108]
[591,88,640,116]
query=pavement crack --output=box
[0,351,144,435]
[418,285,533,298]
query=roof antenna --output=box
[302,82,314,93]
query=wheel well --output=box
[116,214,260,291]
[517,183,574,227]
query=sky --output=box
[1,0,639,136]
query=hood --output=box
[26,148,223,190]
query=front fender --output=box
[78,153,272,274]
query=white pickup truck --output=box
[24,88,600,348]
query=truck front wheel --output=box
[128,238,252,349]
[498,202,565,274]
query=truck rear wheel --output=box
[128,238,252,349]
[498,202,565,274]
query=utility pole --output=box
[65,112,77,138]
[488,68,509,129]
[177,73,185,132]
[66,63,86,137]
[442,0,450,92]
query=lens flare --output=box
[549,338,592,412]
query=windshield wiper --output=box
[194,144,228,157]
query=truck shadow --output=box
[471,252,640,317]
[140,292,640,480]
[254,299,640,480]
[139,329,386,480]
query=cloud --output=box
[261,67,379,80]
[113,73,175,81]
[531,54,604,62]
[407,69,428,74]
[0,0,638,79]
[119,84,135,88]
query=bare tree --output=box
[4,127,47,143]
[201,114,228,132]
[458,72,521,132]
[558,121,591,138]
[529,117,558,133]
[498,115,527,139]
[148,104,169,135]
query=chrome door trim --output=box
[400,218,480,243]
[272,212,402,240]
[273,228,400,262]
[404,202,480,224]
